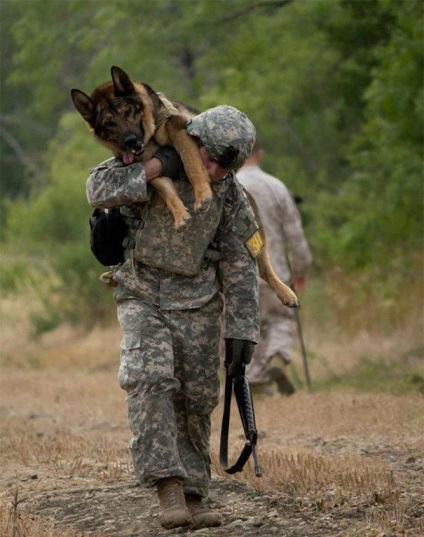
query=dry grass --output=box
[210,392,423,496]
[303,264,424,336]
[0,490,96,537]
[1,275,423,536]
[296,265,424,385]
[212,447,398,504]
[1,420,131,482]
[299,323,423,385]
[0,369,130,486]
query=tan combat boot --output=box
[185,494,222,529]
[156,477,192,529]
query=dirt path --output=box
[1,369,423,536]
[26,477,344,537]
[14,442,424,537]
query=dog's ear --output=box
[142,83,168,125]
[143,83,164,109]
[111,66,134,96]
[71,89,95,124]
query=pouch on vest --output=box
[89,208,127,266]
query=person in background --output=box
[86,106,260,530]
[236,139,312,396]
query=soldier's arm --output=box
[86,157,163,209]
[217,179,260,343]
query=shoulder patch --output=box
[246,230,263,258]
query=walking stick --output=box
[293,303,313,392]
[281,229,313,392]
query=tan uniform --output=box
[236,164,312,384]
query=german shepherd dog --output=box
[71,67,298,307]
[72,66,211,231]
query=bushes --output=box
[1,114,113,335]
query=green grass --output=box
[311,353,424,395]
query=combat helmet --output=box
[186,105,256,171]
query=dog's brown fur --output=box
[71,66,211,230]
[71,67,297,307]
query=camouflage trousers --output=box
[246,282,294,385]
[114,284,222,497]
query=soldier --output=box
[236,140,312,396]
[86,106,259,530]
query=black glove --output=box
[153,146,183,180]
[225,339,255,378]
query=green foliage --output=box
[315,355,424,395]
[3,113,112,332]
[196,0,343,193]
[29,241,114,336]
[1,0,422,333]
[6,113,107,251]
[316,0,424,268]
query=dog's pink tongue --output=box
[122,152,134,166]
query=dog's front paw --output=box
[194,184,213,213]
[174,208,192,231]
[174,215,192,232]
[194,195,212,213]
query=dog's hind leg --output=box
[150,176,192,231]
[245,190,298,308]
[256,247,298,308]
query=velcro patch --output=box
[246,230,263,258]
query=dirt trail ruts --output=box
[24,477,360,536]
[23,452,423,537]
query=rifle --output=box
[220,339,262,477]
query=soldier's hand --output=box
[225,339,255,378]
[153,146,183,180]
[292,276,307,292]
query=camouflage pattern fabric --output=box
[86,156,259,494]
[87,159,260,340]
[245,281,294,383]
[186,106,256,171]
[133,179,228,276]
[236,164,312,384]
[88,157,149,207]
[115,285,223,496]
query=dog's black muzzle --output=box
[123,133,144,156]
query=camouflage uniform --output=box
[236,164,312,385]
[86,135,259,496]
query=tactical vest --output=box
[133,179,228,277]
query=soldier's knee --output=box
[188,380,220,416]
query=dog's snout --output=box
[123,133,139,149]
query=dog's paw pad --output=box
[285,292,299,308]
[175,221,190,232]
[174,214,192,232]
[194,197,212,213]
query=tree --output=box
[1,0,422,332]
[318,0,424,268]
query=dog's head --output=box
[71,66,163,164]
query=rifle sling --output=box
[219,369,259,476]
[223,443,254,475]
[219,368,232,469]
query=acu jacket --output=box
[86,158,260,343]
